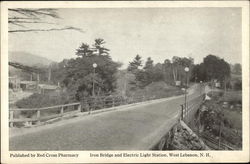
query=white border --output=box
[1,1,249,163]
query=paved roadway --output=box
[10,85,202,150]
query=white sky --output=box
[9,8,242,68]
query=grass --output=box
[201,89,242,149]
[220,91,242,103]
[223,110,242,130]
[127,81,184,99]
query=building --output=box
[9,76,21,91]
[38,84,61,94]
[20,81,37,91]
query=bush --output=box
[233,80,242,90]
[15,92,72,109]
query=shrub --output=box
[15,92,72,109]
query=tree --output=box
[162,59,174,84]
[191,63,206,82]
[127,54,143,73]
[232,63,242,75]
[92,38,110,55]
[60,39,120,100]
[171,56,194,84]
[203,55,230,82]
[8,8,83,33]
[133,57,163,88]
[171,56,181,82]
[76,43,93,57]
[153,63,164,81]
[143,57,154,70]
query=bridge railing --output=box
[9,93,176,128]
[152,94,206,150]
[9,102,81,127]
[180,94,206,123]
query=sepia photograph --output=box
[1,1,249,163]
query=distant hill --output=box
[9,51,54,67]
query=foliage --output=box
[171,56,194,82]
[93,38,110,55]
[127,55,193,88]
[231,63,242,75]
[76,43,93,57]
[51,39,121,101]
[134,58,164,88]
[16,92,72,109]
[200,95,242,148]
[191,55,231,83]
[127,54,143,73]
[126,81,183,100]
[115,70,136,97]
[233,79,242,90]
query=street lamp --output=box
[184,67,189,110]
[92,63,97,97]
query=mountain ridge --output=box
[9,51,55,67]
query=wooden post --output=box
[112,97,115,107]
[186,103,188,122]
[37,110,40,124]
[181,105,184,120]
[78,104,81,112]
[10,111,14,127]
[60,106,64,116]
[218,121,222,149]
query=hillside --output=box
[9,51,54,67]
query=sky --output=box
[9,8,242,68]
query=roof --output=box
[38,84,60,90]
[20,81,37,85]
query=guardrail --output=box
[9,102,81,127]
[9,93,180,128]
[180,94,206,123]
[151,94,206,150]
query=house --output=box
[38,84,61,94]
[215,82,221,88]
[9,76,21,91]
[20,81,37,91]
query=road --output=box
[10,85,202,150]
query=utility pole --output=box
[92,63,97,97]
[124,71,127,98]
[200,81,203,95]
[91,63,97,114]
[218,120,222,149]
[224,77,227,94]
[48,67,51,83]
[184,67,189,110]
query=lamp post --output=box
[184,67,189,110]
[92,63,97,97]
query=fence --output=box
[9,91,205,128]
[9,94,171,128]
[180,94,206,123]
[9,102,81,127]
